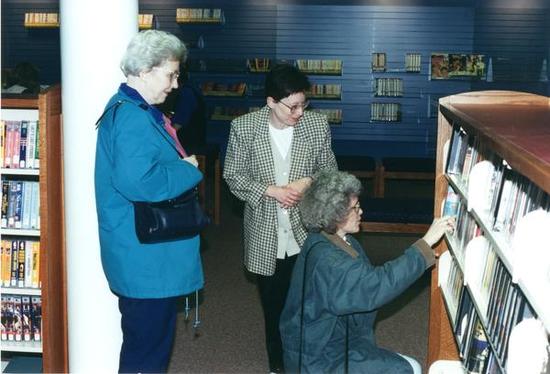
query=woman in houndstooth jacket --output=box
[223,63,337,373]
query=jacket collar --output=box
[321,231,359,258]
[119,83,164,125]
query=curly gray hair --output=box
[120,30,187,77]
[300,170,362,233]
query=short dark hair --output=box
[264,63,311,101]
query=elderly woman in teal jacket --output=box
[95,30,203,373]
[280,170,454,374]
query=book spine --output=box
[21,296,32,341]
[18,121,28,168]
[1,179,9,228]
[24,240,34,288]
[30,296,42,341]
[17,239,26,287]
[10,240,18,287]
[31,241,40,288]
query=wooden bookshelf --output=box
[427,90,550,371]
[1,85,67,373]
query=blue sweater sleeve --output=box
[313,241,427,316]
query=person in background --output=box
[94,30,203,373]
[223,63,337,373]
[170,62,207,155]
[280,170,455,374]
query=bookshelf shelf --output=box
[1,340,42,353]
[1,286,41,296]
[1,229,40,237]
[428,90,550,372]
[1,86,67,372]
[1,168,40,176]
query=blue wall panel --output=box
[2,0,548,158]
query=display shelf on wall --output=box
[296,59,342,75]
[23,13,59,28]
[428,90,550,373]
[310,108,342,125]
[307,84,341,100]
[210,106,250,121]
[201,82,246,97]
[247,58,271,73]
[138,14,154,29]
[0,86,67,373]
[370,103,401,122]
[176,8,224,24]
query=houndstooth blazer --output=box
[223,105,337,276]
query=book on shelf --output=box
[446,125,469,178]
[454,286,475,358]
[1,119,40,169]
[1,294,43,343]
[1,239,40,288]
[1,180,40,230]
[201,82,246,97]
[442,185,460,217]
[465,318,490,374]
[30,295,42,341]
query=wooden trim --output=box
[360,221,430,234]
[38,85,69,374]
[2,96,39,109]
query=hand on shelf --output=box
[423,216,455,247]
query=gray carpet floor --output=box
[167,185,432,373]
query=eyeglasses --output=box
[349,201,361,214]
[279,100,310,114]
[153,66,180,82]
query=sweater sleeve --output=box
[313,242,428,316]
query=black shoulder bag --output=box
[96,100,210,244]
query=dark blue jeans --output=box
[118,295,178,373]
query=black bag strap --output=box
[95,99,183,158]
[298,240,349,374]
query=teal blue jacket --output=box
[280,232,435,373]
[94,84,204,298]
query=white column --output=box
[59,1,137,372]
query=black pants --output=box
[257,255,297,373]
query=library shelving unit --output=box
[427,90,550,372]
[1,85,67,372]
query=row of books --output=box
[1,180,40,230]
[1,239,41,289]
[138,14,153,28]
[374,78,403,97]
[441,250,537,373]
[307,84,341,98]
[372,53,387,71]
[1,294,42,342]
[311,108,343,124]
[295,59,342,73]
[247,58,271,73]
[1,120,40,170]
[445,136,550,239]
[405,53,422,72]
[201,82,246,97]
[370,103,401,122]
[24,12,58,26]
[176,8,222,21]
